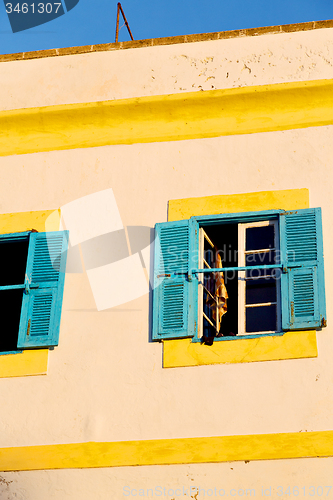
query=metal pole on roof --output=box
[115,3,120,43]
[115,2,134,43]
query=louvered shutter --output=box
[152,219,198,340]
[17,231,69,348]
[280,208,326,330]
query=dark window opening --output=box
[246,304,277,333]
[0,239,29,286]
[0,290,24,352]
[0,238,29,353]
[201,223,238,340]
[246,225,275,251]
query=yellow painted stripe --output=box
[1,80,333,157]
[168,188,309,221]
[1,430,333,471]
[163,331,317,368]
[0,350,48,378]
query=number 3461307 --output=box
[5,3,62,14]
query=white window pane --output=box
[246,225,275,251]
[246,305,277,333]
[246,278,276,304]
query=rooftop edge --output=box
[1,18,333,63]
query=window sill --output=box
[163,330,317,368]
[191,331,285,342]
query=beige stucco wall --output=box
[0,126,332,447]
[1,24,333,499]
[1,457,333,500]
[1,25,333,110]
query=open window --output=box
[152,208,326,342]
[0,230,68,354]
[198,219,281,342]
[198,225,237,342]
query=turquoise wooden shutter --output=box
[17,231,69,348]
[280,208,326,330]
[152,219,198,340]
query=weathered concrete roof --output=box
[1,18,333,63]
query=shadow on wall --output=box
[46,188,157,341]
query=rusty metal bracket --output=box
[115,2,134,43]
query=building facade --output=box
[0,19,333,500]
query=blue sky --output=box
[0,0,332,55]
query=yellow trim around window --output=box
[1,79,333,157]
[1,429,333,471]
[0,208,60,378]
[0,350,48,378]
[163,331,317,368]
[168,188,310,221]
[0,209,61,234]
[164,188,316,368]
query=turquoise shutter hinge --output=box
[24,275,39,295]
